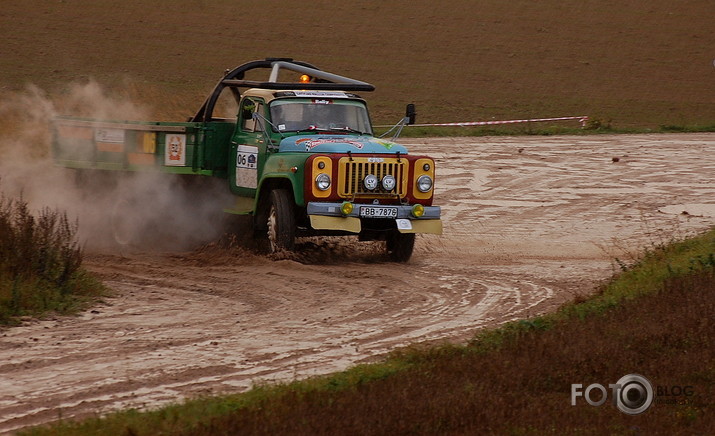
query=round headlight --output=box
[381,174,396,191]
[363,174,378,191]
[315,173,331,191]
[416,175,433,193]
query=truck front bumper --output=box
[306,202,442,235]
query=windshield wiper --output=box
[291,126,366,136]
[326,126,366,135]
[293,127,327,134]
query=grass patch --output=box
[0,189,104,326]
[659,124,715,133]
[21,228,715,434]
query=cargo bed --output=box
[52,117,235,177]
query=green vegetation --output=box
[0,190,104,326]
[22,228,715,435]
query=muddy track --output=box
[1,133,714,433]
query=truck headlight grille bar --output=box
[338,158,406,198]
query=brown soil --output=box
[1,1,714,127]
[1,133,714,433]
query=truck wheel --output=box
[386,230,415,262]
[266,189,296,252]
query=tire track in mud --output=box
[2,133,715,433]
[1,258,556,433]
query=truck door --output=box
[229,97,267,198]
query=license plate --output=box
[359,206,398,218]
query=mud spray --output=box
[0,82,234,252]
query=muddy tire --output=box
[266,189,296,252]
[386,230,415,262]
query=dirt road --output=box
[1,133,714,433]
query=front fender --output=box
[259,153,308,206]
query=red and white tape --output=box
[408,116,589,128]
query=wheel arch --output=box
[254,176,299,228]
[256,176,297,206]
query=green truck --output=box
[52,59,442,261]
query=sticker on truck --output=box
[236,144,258,189]
[293,91,349,98]
[95,128,125,152]
[164,134,186,166]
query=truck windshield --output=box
[270,98,372,135]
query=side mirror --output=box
[405,104,416,125]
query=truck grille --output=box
[338,157,406,198]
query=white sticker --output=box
[95,128,125,143]
[236,145,258,189]
[278,124,286,131]
[293,91,349,98]
[164,134,186,166]
[396,219,413,230]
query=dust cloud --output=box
[0,82,234,252]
